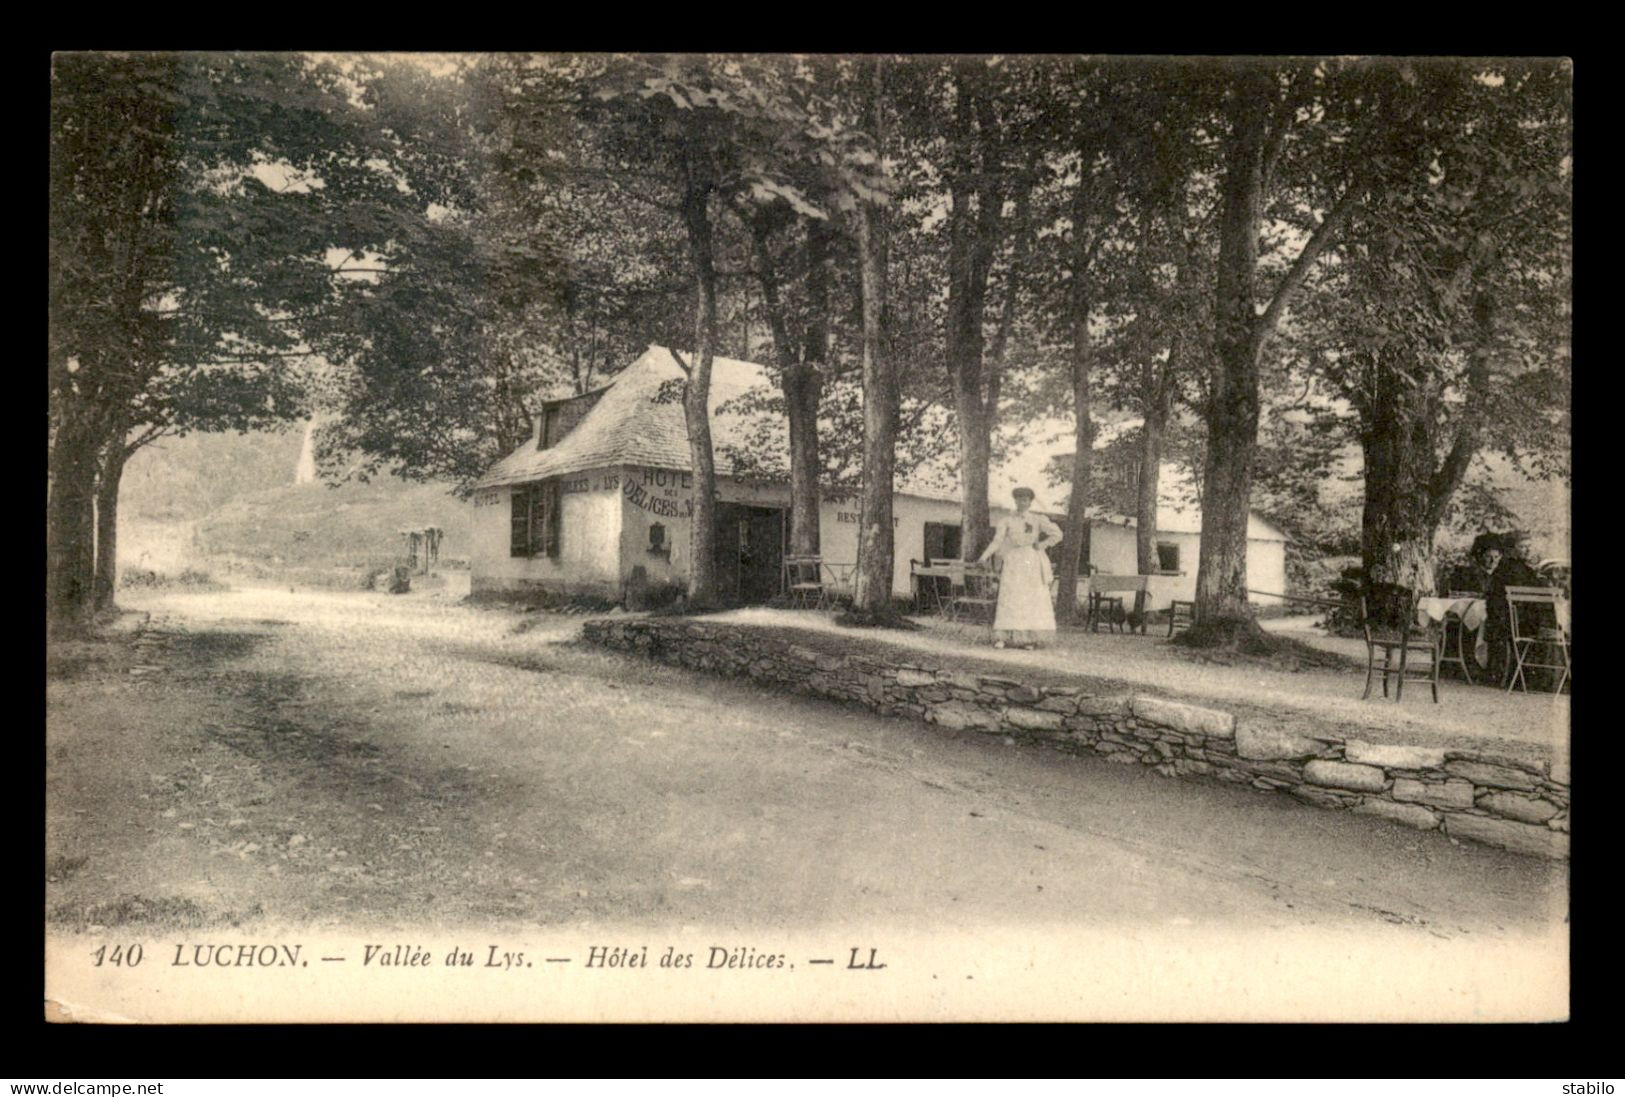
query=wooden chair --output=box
[1089,592,1124,633]
[1167,599,1196,638]
[1360,583,1441,703]
[1505,586,1570,694]
[1088,575,1150,634]
[782,554,826,610]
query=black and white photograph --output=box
[46,52,1571,1023]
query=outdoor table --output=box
[1415,596,1488,667]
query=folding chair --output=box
[782,554,826,610]
[1360,583,1441,703]
[1506,586,1570,694]
[946,563,998,625]
[821,561,855,608]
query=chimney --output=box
[531,411,544,449]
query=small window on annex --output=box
[1156,541,1181,573]
[923,522,962,563]
[510,481,562,559]
[540,406,564,450]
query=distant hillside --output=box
[116,428,472,581]
[194,478,471,569]
[121,429,308,522]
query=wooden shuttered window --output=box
[509,481,563,559]
[540,480,561,558]
[510,488,531,557]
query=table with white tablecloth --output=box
[1415,596,1490,667]
[1415,594,1570,671]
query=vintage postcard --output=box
[47,52,1570,1023]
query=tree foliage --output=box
[49,52,457,625]
[52,53,1571,627]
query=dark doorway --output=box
[714,504,786,605]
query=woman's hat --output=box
[1011,486,1035,501]
[1470,532,1503,557]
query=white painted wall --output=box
[816,492,996,598]
[1246,539,1288,607]
[1089,521,1286,610]
[468,467,623,596]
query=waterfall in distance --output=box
[294,418,318,485]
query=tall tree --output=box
[746,208,834,557]
[1042,61,1152,624]
[848,58,900,616]
[1192,61,1365,636]
[1120,82,1215,578]
[1304,60,1571,592]
[941,57,1008,563]
[49,52,438,630]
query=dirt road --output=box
[46,587,1568,1020]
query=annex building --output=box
[468,345,1287,610]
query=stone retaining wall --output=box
[581,619,1569,860]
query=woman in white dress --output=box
[977,487,1063,649]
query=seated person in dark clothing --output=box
[1482,533,1548,684]
[1446,532,1500,595]
[1444,562,1489,596]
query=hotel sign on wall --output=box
[623,468,695,519]
[476,470,695,518]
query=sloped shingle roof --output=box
[475,346,778,489]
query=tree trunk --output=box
[1054,181,1097,626]
[783,364,823,558]
[1356,246,1495,599]
[1054,291,1095,626]
[955,408,993,560]
[47,411,102,633]
[851,61,897,616]
[1135,405,1166,575]
[945,63,1001,562]
[752,215,827,560]
[1360,347,1442,595]
[1139,201,1195,576]
[852,200,897,615]
[790,219,833,558]
[679,164,720,608]
[93,440,129,614]
[1194,76,1270,628]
